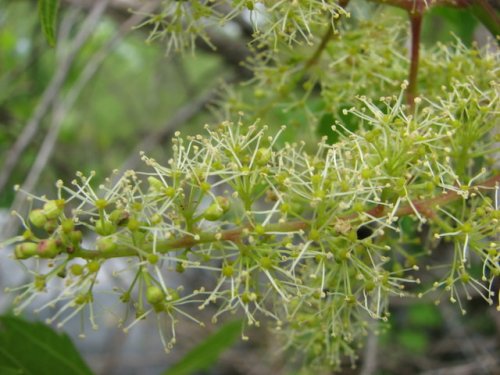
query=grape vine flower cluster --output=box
[3,77,499,369]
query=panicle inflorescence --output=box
[4,75,499,365]
[134,0,349,54]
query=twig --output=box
[407,9,423,107]
[304,0,349,70]
[71,174,500,260]
[0,0,110,195]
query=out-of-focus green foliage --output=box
[0,0,221,207]
[162,320,243,375]
[38,0,60,47]
[0,315,93,375]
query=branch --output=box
[70,174,500,260]
[407,10,423,107]
[0,0,110,195]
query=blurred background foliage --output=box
[0,1,498,374]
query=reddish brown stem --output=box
[407,11,423,108]
[72,174,500,260]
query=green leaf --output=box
[0,315,93,375]
[162,320,243,375]
[469,0,500,40]
[425,8,478,45]
[38,0,60,47]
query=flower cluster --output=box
[4,76,499,369]
[135,0,350,53]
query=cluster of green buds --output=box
[4,78,499,369]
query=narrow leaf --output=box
[0,315,93,375]
[162,320,243,375]
[38,0,60,47]
[469,0,499,39]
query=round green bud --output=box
[203,203,224,221]
[260,256,273,270]
[255,225,265,235]
[37,239,60,258]
[147,254,159,264]
[222,264,234,277]
[29,209,47,228]
[127,218,141,232]
[95,219,116,236]
[146,286,164,305]
[164,187,176,197]
[200,181,211,192]
[34,275,46,291]
[95,199,108,210]
[61,219,74,233]
[14,242,38,259]
[87,261,100,273]
[309,229,320,241]
[150,214,162,225]
[216,196,230,212]
[70,264,84,276]
[361,168,373,179]
[69,230,83,245]
[256,147,272,166]
[43,200,64,219]
[148,177,164,191]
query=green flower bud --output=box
[37,239,60,258]
[259,256,273,270]
[14,242,38,259]
[203,203,224,221]
[87,261,100,273]
[29,209,47,228]
[94,199,108,210]
[69,230,83,245]
[146,286,164,305]
[216,196,230,212]
[222,264,234,277]
[147,254,159,264]
[256,147,272,166]
[127,218,141,232]
[95,219,116,236]
[43,199,64,219]
[148,176,164,191]
[70,264,84,276]
[150,213,162,225]
[61,219,74,233]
